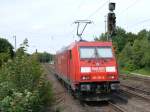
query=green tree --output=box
[16,38,29,56]
[112,27,127,55]
[119,43,135,71]
[140,38,150,67]
[35,52,54,63]
[0,38,14,66]
[137,29,147,40]
[126,32,137,46]
[0,38,13,56]
[94,33,107,41]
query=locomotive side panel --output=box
[55,45,79,87]
[55,51,70,83]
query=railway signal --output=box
[107,2,116,39]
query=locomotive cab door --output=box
[67,50,72,81]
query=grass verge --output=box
[133,68,150,76]
[119,68,150,76]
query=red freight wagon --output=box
[55,41,119,101]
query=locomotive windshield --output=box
[80,47,113,59]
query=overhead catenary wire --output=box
[135,18,150,26]
[118,0,141,15]
[116,0,145,31]
[67,0,94,40]
[77,0,86,9]
[117,0,150,31]
[67,0,109,40]
[85,0,109,19]
[61,0,89,41]
[127,18,150,29]
[80,0,109,39]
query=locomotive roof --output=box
[56,41,112,54]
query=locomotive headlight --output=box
[81,76,90,80]
[107,75,114,78]
[106,66,116,72]
[81,67,91,73]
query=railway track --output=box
[44,64,150,112]
[120,74,150,103]
[80,101,128,112]
[43,64,66,105]
[121,84,150,95]
[120,74,150,83]
[120,84,150,103]
[44,64,129,112]
[108,102,127,112]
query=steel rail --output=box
[121,84,150,95]
[43,64,66,104]
[108,102,127,112]
[120,86,150,103]
[120,74,150,83]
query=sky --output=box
[0,0,150,54]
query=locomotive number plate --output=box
[91,67,105,72]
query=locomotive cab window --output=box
[80,47,95,59]
[79,47,113,59]
[97,47,113,58]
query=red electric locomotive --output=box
[55,40,119,101]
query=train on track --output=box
[55,40,119,101]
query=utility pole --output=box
[105,15,107,34]
[104,15,108,40]
[13,35,16,52]
[35,47,37,53]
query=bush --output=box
[0,90,41,112]
[0,55,54,112]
